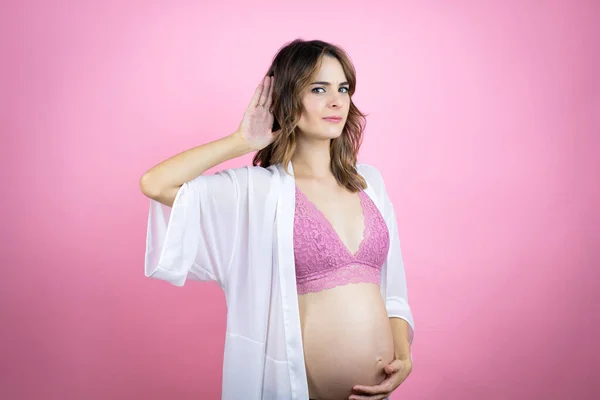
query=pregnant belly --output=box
[298,282,394,400]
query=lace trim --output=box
[296,263,381,295]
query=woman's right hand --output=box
[235,75,280,151]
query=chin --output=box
[329,128,345,138]
[319,127,345,139]
[310,132,342,141]
[299,126,345,140]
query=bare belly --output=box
[297,282,394,400]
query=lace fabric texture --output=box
[293,185,390,295]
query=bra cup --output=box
[293,186,390,294]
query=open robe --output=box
[144,161,415,400]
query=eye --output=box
[311,86,351,93]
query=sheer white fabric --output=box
[144,162,414,400]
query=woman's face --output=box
[297,56,351,140]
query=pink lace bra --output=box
[293,185,390,295]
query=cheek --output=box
[299,104,320,123]
[304,100,326,120]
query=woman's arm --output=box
[389,317,412,360]
[370,165,415,348]
[139,132,253,207]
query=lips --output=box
[323,117,342,121]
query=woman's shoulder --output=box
[220,164,282,181]
[213,164,283,195]
[356,163,394,215]
[356,163,384,185]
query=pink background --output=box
[2,1,599,399]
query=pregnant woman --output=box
[140,39,415,400]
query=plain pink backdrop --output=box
[2,1,599,399]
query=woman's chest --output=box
[294,182,365,252]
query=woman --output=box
[140,39,415,400]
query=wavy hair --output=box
[252,39,369,192]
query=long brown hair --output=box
[252,39,369,192]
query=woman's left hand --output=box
[348,357,413,400]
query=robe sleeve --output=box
[144,166,252,288]
[379,171,415,345]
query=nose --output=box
[327,92,344,108]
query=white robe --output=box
[144,161,415,400]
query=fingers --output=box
[257,75,271,108]
[349,393,390,400]
[264,75,274,110]
[352,381,393,395]
[249,77,265,108]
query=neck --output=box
[291,137,332,180]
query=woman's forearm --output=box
[389,317,411,360]
[139,131,253,206]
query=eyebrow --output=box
[310,81,350,86]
